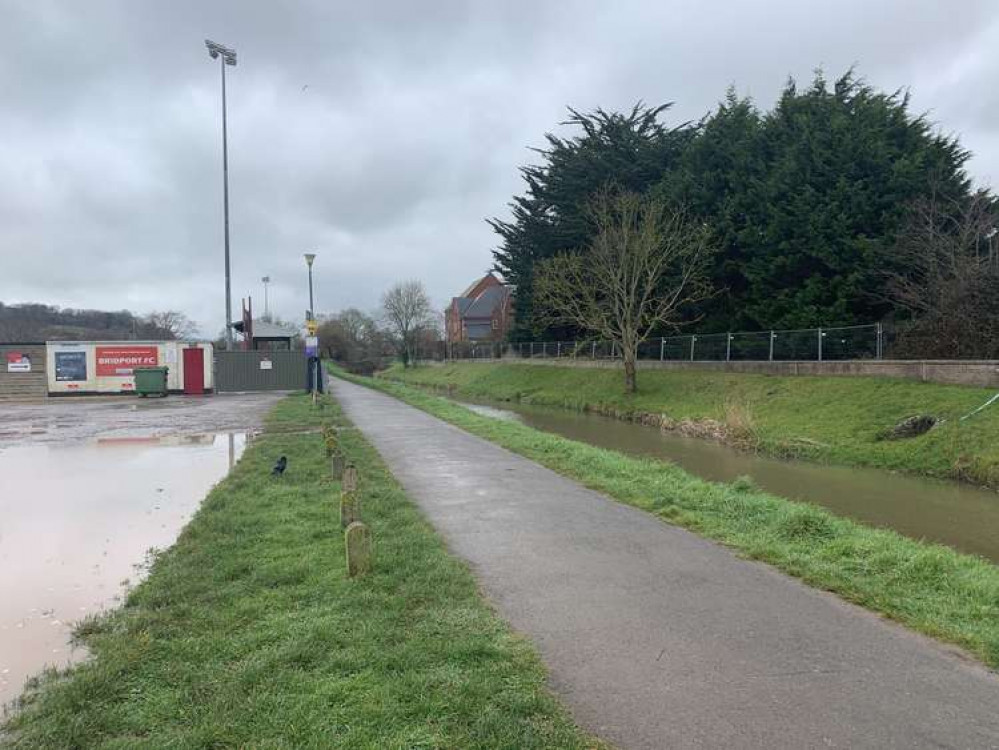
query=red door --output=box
[183,348,205,395]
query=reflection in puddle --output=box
[0,432,246,708]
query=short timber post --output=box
[592,340,597,359]
[331,453,345,478]
[726,333,732,362]
[530,342,534,358]
[542,342,547,358]
[342,463,358,493]
[340,489,360,528]
[817,328,824,362]
[557,341,561,358]
[689,335,696,362]
[344,522,371,577]
[660,337,665,361]
[876,322,883,359]
[769,331,775,361]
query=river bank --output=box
[334,368,999,670]
[2,395,597,749]
[384,362,999,486]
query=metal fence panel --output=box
[215,350,307,392]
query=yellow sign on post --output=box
[306,319,318,336]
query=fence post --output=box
[876,322,883,359]
[542,342,547,358]
[818,328,823,362]
[769,331,775,361]
[530,342,534,358]
[689,335,696,362]
[726,333,732,362]
[557,341,561,358]
[592,341,597,359]
[660,337,665,361]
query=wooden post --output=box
[331,453,345,477]
[342,463,358,493]
[340,489,360,528]
[345,522,371,577]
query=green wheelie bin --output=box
[134,366,169,397]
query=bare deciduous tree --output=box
[535,191,712,393]
[886,189,999,358]
[381,280,435,367]
[143,311,199,340]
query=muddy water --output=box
[0,433,246,707]
[456,399,999,564]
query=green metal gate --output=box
[214,351,307,392]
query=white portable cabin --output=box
[46,341,214,395]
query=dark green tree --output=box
[736,71,971,328]
[491,104,695,339]
[657,89,764,331]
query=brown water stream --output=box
[455,399,999,564]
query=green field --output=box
[335,369,999,670]
[383,362,999,485]
[2,395,598,749]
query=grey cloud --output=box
[1,0,997,336]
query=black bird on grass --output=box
[272,456,288,476]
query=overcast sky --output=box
[2,1,998,336]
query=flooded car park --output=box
[0,393,283,707]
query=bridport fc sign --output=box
[95,345,158,377]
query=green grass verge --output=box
[332,367,999,671]
[1,395,599,750]
[382,362,999,486]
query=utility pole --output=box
[205,39,237,349]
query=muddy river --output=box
[0,432,245,707]
[455,398,999,564]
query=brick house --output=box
[445,273,512,343]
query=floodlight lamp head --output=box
[304,253,316,267]
[205,39,235,65]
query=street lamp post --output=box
[304,253,316,319]
[261,276,270,320]
[304,253,318,394]
[205,39,237,349]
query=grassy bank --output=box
[383,362,999,485]
[2,395,598,749]
[333,368,999,670]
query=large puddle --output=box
[0,433,246,708]
[455,398,999,564]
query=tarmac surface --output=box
[331,376,999,750]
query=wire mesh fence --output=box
[433,323,884,363]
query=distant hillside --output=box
[0,303,195,342]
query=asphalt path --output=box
[331,376,999,750]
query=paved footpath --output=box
[331,377,999,749]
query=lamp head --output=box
[205,39,236,66]
[304,253,317,267]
